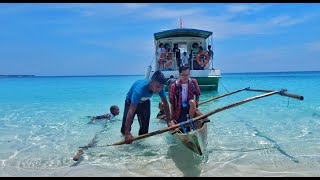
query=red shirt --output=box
[169,78,200,121]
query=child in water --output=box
[87,105,120,122]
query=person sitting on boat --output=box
[169,65,201,130]
[87,105,120,121]
[181,52,189,67]
[156,102,166,120]
[120,70,173,144]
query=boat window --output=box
[179,44,188,54]
[164,43,171,50]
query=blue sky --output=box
[1,3,320,76]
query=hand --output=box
[168,119,179,134]
[168,119,177,127]
[124,133,133,144]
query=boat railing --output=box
[156,51,216,71]
[157,52,178,71]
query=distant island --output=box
[0,75,35,78]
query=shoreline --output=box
[0,75,35,78]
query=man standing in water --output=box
[121,70,173,144]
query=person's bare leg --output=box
[188,100,197,119]
[188,100,201,129]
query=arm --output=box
[92,114,110,120]
[124,104,137,144]
[158,114,166,120]
[193,79,201,107]
[169,83,178,124]
[161,96,172,127]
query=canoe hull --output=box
[175,120,208,156]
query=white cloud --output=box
[306,41,320,52]
[269,14,315,27]
[141,7,203,19]
[225,3,273,14]
[177,15,274,39]
[122,3,149,10]
[85,37,154,55]
[226,4,251,13]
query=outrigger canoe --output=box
[73,88,304,162]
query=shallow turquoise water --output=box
[0,72,319,176]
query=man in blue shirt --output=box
[121,70,172,144]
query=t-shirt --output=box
[157,47,166,55]
[181,83,188,107]
[126,80,166,105]
[181,54,189,66]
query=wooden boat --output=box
[175,110,209,156]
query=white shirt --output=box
[157,47,166,55]
[181,54,189,66]
[181,83,188,107]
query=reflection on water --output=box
[166,136,203,177]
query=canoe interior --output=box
[175,111,209,156]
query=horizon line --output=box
[1,70,320,77]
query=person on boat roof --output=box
[121,70,173,144]
[87,105,120,122]
[169,65,201,126]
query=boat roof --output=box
[154,28,213,40]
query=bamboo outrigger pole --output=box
[107,89,303,146]
[246,88,304,100]
[198,87,250,106]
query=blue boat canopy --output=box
[154,28,213,40]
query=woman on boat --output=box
[169,65,201,127]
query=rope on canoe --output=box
[180,121,188,134]
[188,119,196,131]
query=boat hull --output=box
[165,76,219,91]
[157,69,221,91]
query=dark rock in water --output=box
[312,112,320,118]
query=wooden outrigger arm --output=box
[106,89,303,146]
[245,88,304,100]
[198,87,304,106]
[198,87,250,106]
